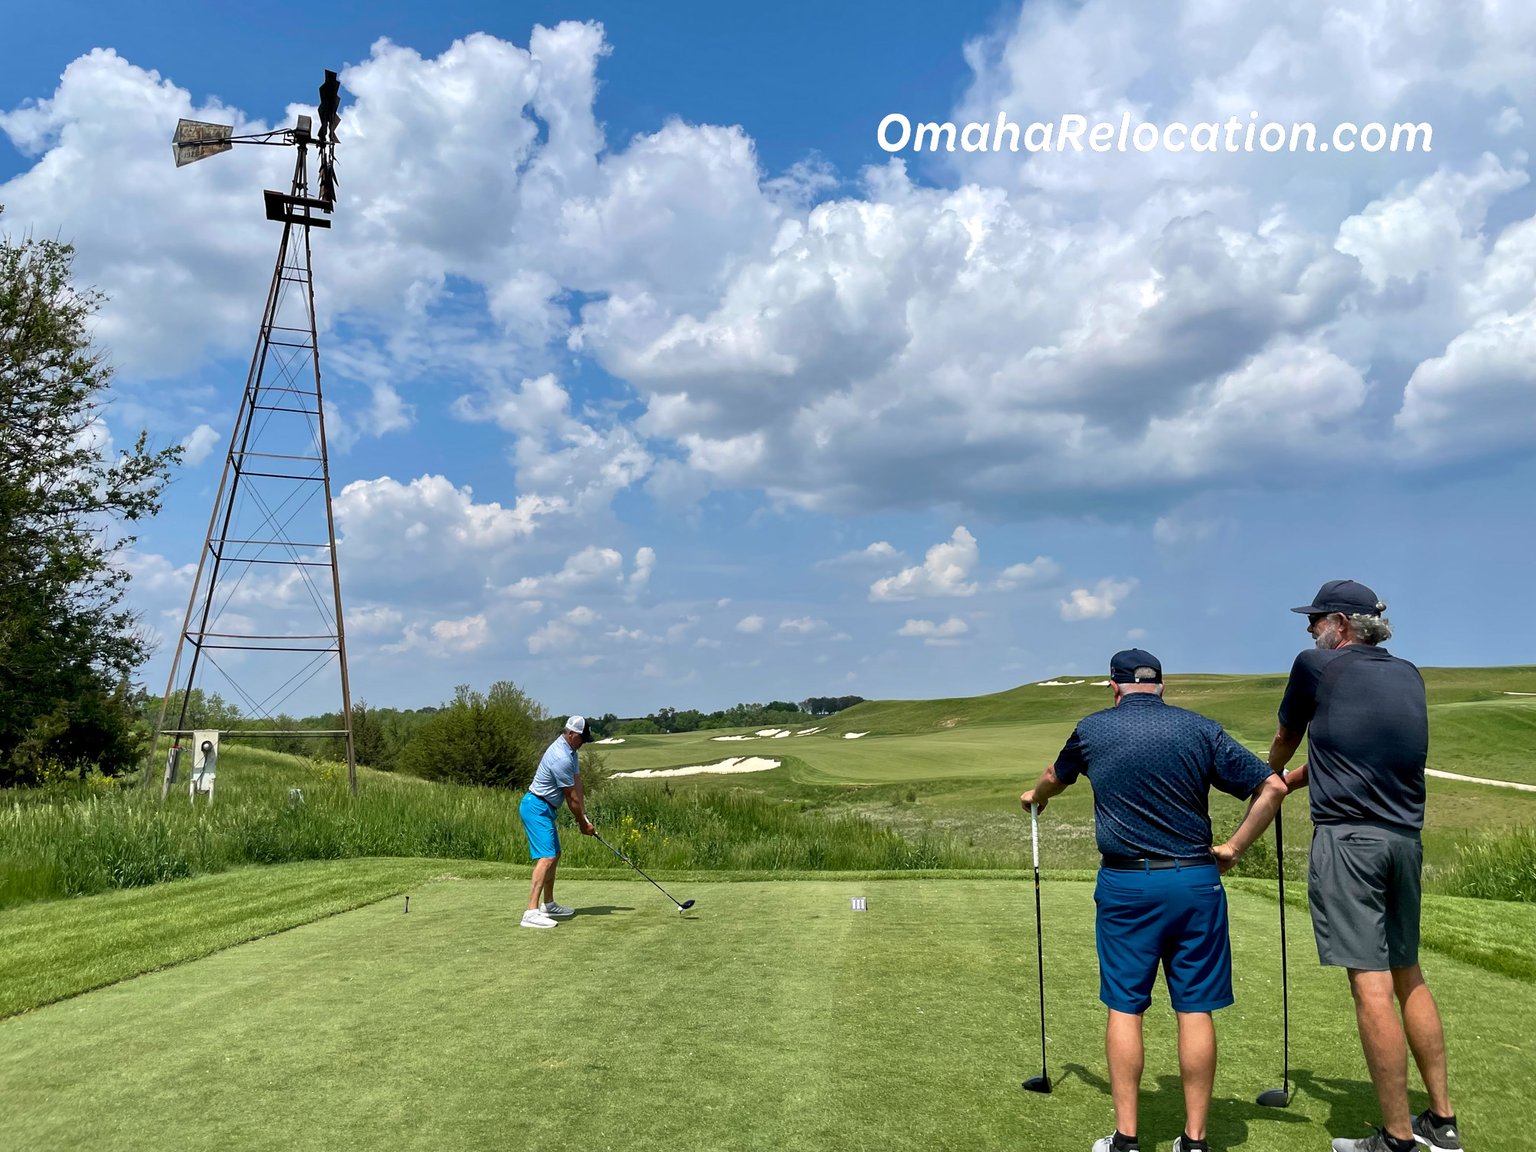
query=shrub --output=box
[396,681,547,789]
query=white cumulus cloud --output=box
[870,526,980,601]
[897,617,970,646]
[1060,578,1137,622]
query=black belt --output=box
[1100,852,1215,871]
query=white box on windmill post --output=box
[190,729,219,799]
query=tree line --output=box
[615,696,865,735]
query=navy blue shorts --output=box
[1094,863,1234,1014]
[519,792,560,860]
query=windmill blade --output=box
[318,156,338,207]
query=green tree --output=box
[1,215,183,786]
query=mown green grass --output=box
[0,872,1527,1150]
[0,858,492,1018]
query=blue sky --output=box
[3,0,1534,720]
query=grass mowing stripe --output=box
[0,858,504,1019]
[7,866,1531,1027]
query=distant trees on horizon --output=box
[615,696,866,735]
[121,688,868,784]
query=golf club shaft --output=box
[594,829,687,909]
[1275,805,1289,1096]
[1030,804,1048,1081]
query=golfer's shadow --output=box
[1060,1063,1309,1147]
[1287,1067,1395,1138]
[573,905,634,916]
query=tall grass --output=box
[7,749,1533,909]
[0,750,1006,909]
[1437,825,1536,902]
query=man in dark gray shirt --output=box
[1270,581,1461,1152]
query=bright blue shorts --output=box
[519,792,560,860]
[1094,863,1233,1014]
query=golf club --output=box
[1256,804,1290,1108]
[593,828,696,912]
[1022,801,1052,1095]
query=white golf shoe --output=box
[520,909,558,928]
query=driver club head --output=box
[1255,1088,1289,1108]
[1021,1075,1052,1095]
[679,899,695,911]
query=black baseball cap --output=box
[1291,579,1385,617]
[1109,648,1162,683]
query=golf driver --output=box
[1022,802,1052,1095]
[592,828,696,912]
[1256,804,1290,1108]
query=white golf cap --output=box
[565,715,588,736]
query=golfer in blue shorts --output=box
[518,716,596,929]
[1021,650,1287,1152]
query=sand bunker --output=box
[612,757,781,779]
[755,728,785,736]
[711,734,752,741]
[843,731,868,739]
[594,737,625,744]
[1036,680,1088,686]
[794,727,824,735]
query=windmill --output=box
[152,70,359,797]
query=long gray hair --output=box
[1348,613,1393,645]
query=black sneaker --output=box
[1332,1130,1414,1152]
[1411,1110,1463,1151]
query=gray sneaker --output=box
[1412,1111,1463,1151]
[1333,1130,1409,1152]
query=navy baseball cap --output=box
[1291,580,1385,617]
[1109,648,1162,683]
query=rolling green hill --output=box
[607,665,1536,785]
[598,666,1536,875]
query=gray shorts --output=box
[1308,822,1423,971]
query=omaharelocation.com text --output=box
[876,111,1434,155]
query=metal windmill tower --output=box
[151,70,358,796]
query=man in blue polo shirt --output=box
[1021,649,1287,1152]
[518,716,596,929]
[1269,581,1461,1152]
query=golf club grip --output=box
[1030,803,1039,869]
